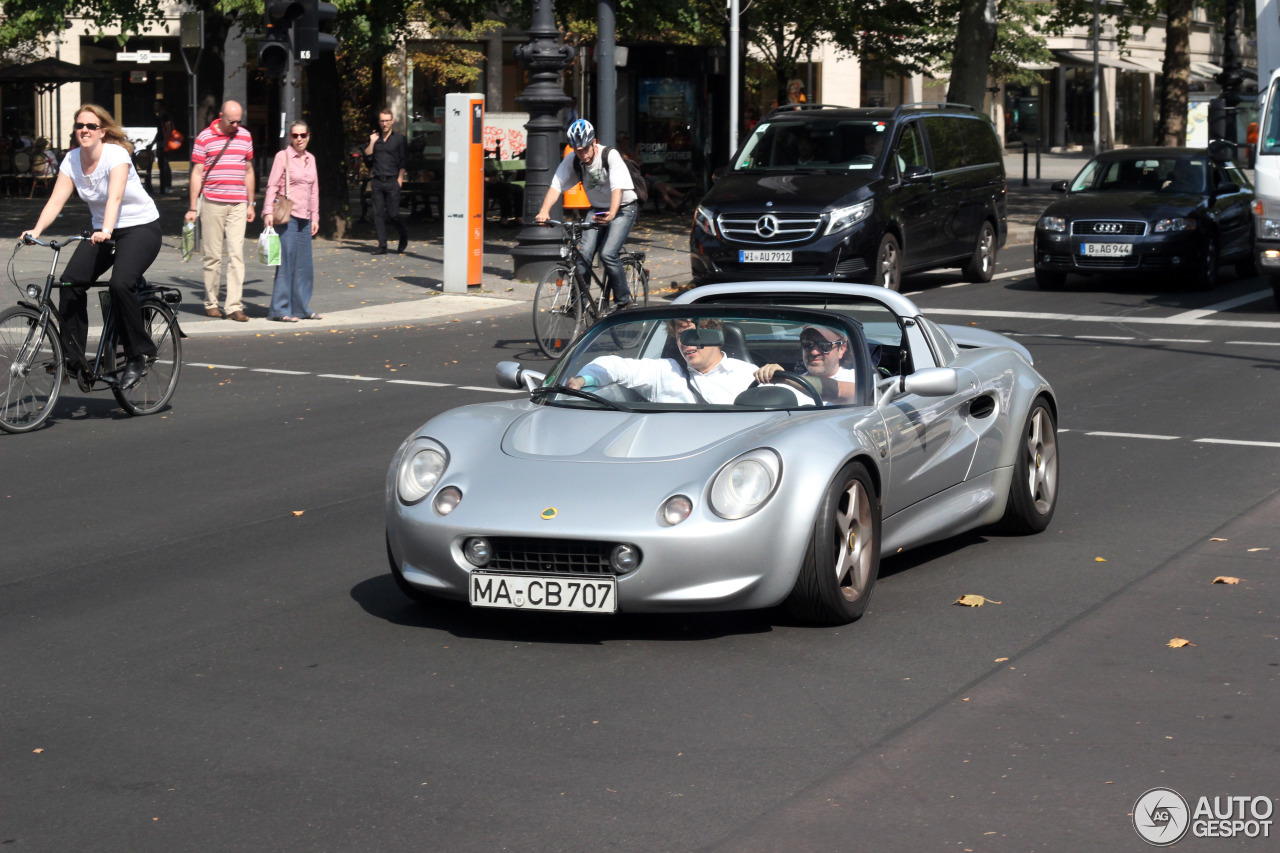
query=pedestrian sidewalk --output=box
[1,150,1088,335]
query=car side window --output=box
[894,122,926,177]
[923,116,965,171]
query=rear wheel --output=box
[0,306,63,433]
[1035,269,1066,290]
[624,258,649,307]
[786,461,881,625]
[873,234,901,291]
[532,265,583,359]
[111,301,182,415]
[962,221,997,282]
[997,399,1059,534]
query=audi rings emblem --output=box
[1093,222,1122,234]
[755,214,780,238]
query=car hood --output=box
[1045,191,1202,221]
[499,406,793,461]
[702,171,875,211]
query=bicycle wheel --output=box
[0,305,63,433]
[111,300,182,415]
[625,257,650,306]
[532,266,584,359]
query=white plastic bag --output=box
[258,228,281,266]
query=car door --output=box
[890,121,946,265]
[1211,160,1254,261]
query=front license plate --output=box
[739,250,792,263]
[469,573,617,613]
[1081,242,1133,256]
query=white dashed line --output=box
[1166,290,1274,321]
[1076,335,1134,341]
[1148,338,1211,343]
[386,379,453,387]
[920,306,1280,329]
[1085,431,1180,440]
[459,386,525,393]
[1194,438,1280,448]
[1225,340,1280,346]
[253,368,311,375]
[316,374,380,381]
[191,362,248,369]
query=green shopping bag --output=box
[180,221,197,263]
[258,228,282,266]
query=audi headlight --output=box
[693,205,719,239]
[397,438,448,504]
[1039,216,1067,232]
[1153,217,1197,233]
[825,199,874,235]
[709,449,782,520]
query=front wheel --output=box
[962,221,997,283]
[873,233,902,291]
[532,266,583,359]
[111,301,182,415]
[997,399,1059,534]
[1181,234,1218,290]
[786,461,881,625]
[0,305,63,433]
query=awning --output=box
[1052,50,1148,72]
[1190,61,1224,82]
[1122,56,1165,74]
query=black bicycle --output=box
[1,234,185,433]
[531,219,650,358]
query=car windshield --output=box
[1069,155,1209,194]
[733,120,889,172]
[538,308,872,412]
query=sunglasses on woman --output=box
[73,122,102,131]
[291,133,309,139]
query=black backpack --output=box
[573,145,649,203]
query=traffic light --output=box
[1208,97,1230,141]
[260,0,303,79]
[293,0,338,66]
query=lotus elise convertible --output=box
[385,284,1058,625]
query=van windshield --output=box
[1262,79,1280,156]
[734,120,889,172]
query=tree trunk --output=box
[1160,0,1193,145]
[307,53,351,240]
[946,0,997,111]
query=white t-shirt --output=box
[550,146,637,208]
[579,354,812,405]
[59,143,159,230]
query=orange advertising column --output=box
[443,92,485,292]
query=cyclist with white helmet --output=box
[535,118,640,309]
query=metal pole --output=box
[597,0,616,145]
[1093,0,1102,154]
[729,0,740,157]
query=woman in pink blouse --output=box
[264,120,321,321]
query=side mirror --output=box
[1051,180,1069,193]
[903,367,959,397]
[902,165,933,183]
[495,361,545,392]
[1215,181,1239,195]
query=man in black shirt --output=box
[364,108,409,254]
[151,100,174,194]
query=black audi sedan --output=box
[1034,144,1254,290]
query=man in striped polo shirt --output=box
[185,100,256,321]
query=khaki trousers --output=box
[200,199,248,314]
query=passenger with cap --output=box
[754,324,858,404]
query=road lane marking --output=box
[993,267,1036,281]
[459,386,525,393]
[253,368,311,375]
[1149,338,1211,343]
[1076,335,1134,340]
[387,379,453,387]
[1225,340,1280,346]
[316,374,380,381]
[1085,431,1180,440]
[190,362,248,369]
[1194,438,1280,448]
[919,307,1280,329]
[1166,290,1273,321]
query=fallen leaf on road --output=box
[292,510,304,517]
[1167,637,1195,648]
[1095,557,1107,562]
[1210,537,1228,541]
[33,748,43,754]
[994,657,1009,662]
[954,594,1001,606]
[1212,576,1241,584]
[1247,548,1269,552]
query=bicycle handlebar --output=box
[20,232,101,251]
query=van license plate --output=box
[740,250,792,263]
[1081,243,1132,256]
[469,572,617,613]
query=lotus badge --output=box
[540,508,558,520]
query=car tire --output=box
[996,399,1059,534]
[387,532,438,605]
[962,221,997,283]
[874,233,902,291]
[1035,269,1066,290]
[1181,234,1218,290]
[1235,256,1257,280]
[1271,274,1280,310]
[785,460,881,626]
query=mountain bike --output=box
[531,219,650,359]
[1,234,185,433]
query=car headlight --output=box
[1039,216,1066,232]
[1153,217,1197,233]
[825,199,874,235]
[693,205,719,239]
[709,449,782,520]
[397,438,448,504]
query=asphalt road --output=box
[4,244,1278,852]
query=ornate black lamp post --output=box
[509,0,574,281]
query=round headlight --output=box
[710,449,781,519]
[464,537,492,567]
[26,284,41,300]
[397,439,448,504]
[433,486,463,515]
[660,495,693,526]
[610,544,641,573]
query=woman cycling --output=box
[20,103,162,391]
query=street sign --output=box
[116,51,172,64]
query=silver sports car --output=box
[385,283,1058,625]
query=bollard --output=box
[1022,139,1029,187]
[1036,137,1042,180]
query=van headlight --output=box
[397,438,449,504]
[709,449,782,519]
[825,199,874,235]
[693,205,719,239]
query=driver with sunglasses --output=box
[754,325,857,404]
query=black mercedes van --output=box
[690,103,1008,290]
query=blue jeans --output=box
[269,217,314,319]
[575,202,639,304]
